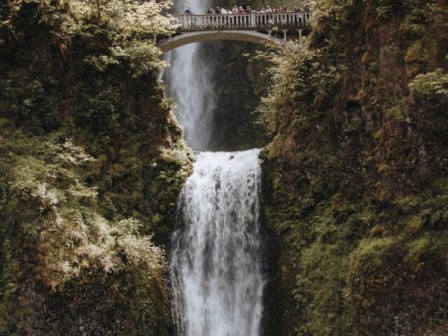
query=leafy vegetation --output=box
[0,135,171,334]
[409,68,448,96]
[261,0,448,335]
[0,0,191,334]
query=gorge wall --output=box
[261,0,448,335]
[0,1,190,334]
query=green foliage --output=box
[419,195,448,229]
[263,151,371,335]
[0,133,177,334]
[376,4,394,20]
[350,237,396,269]
[0,0,191,333]
[409,68,448,96]
[1,135,166,287]
[384,99,404,121]
[0,71,61,132]
[260,0,448,334]
[257,43,345,136]
[404,235,429,263]
[64,0,173,75]
[403,0,431,23]
[307,0,356,30]
[293,205,363,336]
[374,0,430,21]
[405,40,428,64]
[2,0,175,77]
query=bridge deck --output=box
[171,12,311,31]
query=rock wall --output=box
[261,0,448,335]
[0,1,191,334]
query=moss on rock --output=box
[261,0,448,335]
[0,1,191,334]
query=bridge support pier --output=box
[298,29,303,43]
[282,30,288,41]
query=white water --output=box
[171,149,265,336]
[164,0,216,151]
[166,1,265,334]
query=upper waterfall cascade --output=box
[162,0,217,151]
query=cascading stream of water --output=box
[164,0,216,151]
[165,1,265,335]
[171,149,265,336]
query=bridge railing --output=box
[172,12,311,30]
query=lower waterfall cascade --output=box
[170,149,265,336]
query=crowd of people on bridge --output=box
[184,4,309,15]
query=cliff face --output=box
[261,0,448,335]
[200,40,269,151]
[0,1,190,335]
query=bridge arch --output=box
[157,12,311,52]
[158,30,300,52]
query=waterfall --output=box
[171,149,265,336]
[165,1,265,335]
[164,0,216,151]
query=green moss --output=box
[0,1,191,333]
[350,237,396,269]
[295,215,354,336]
[384,99,404,121]
[404,216,422,236]
[405,40,428,64]
[260,0,448,334]
[0,126,184,334]
[404,235,430,263]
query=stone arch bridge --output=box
[157,11,311,52]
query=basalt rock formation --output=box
[261,1,448,335]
